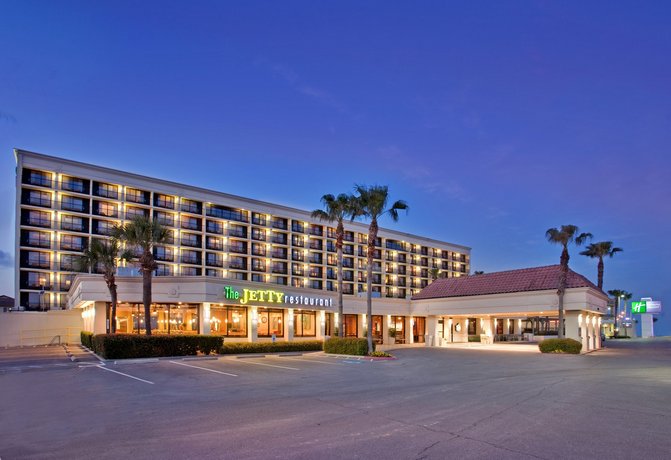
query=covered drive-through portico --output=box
[413,265,609,352]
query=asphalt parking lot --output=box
[1,339,670,459]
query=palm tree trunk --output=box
[557,247,569,339]
[143,267,152,335]
[336,221,344,338]
[366,219,378,353]
[597,256,604,290]
[110,283,118,334]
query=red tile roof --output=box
[412,265,601,300]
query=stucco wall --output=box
[0,310,83,347]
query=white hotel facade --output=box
[12,149,607,351]
[14,150,470,345]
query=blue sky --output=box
[1,1,669,334]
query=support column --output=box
[318,310,326,340]
[359,314,366,339]
[426,316,438,347]
[385,315,393,345]
[200,303,211,335]
[250,306,258,343]
[409,316,415,344]
[287,308,294,341]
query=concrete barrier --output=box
[0,310,83,347]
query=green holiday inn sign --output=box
[631,301,648,313]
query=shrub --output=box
[538,338,582,354]
[91,334,224,359]
[368,351,392,357]
[324,337,372,355]
[219,340,323,354]
[80,331,94,349]
[468,335,481,342]
[388,327,397,338]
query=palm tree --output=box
[312,193,357,338]
[607,289,632,335]
[353,185,408,353]
[546,225,592,339]
[429,268,442,280]
[78,238,129,333]
[580,241,622,290]
[115,216,169,335]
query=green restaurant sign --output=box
[224,285,334,308]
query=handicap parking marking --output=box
[236,359,300,371]
[96,364,154,385]
[169,360,238,377]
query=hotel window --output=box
[308,280,322,290]
[154,246,174,262]
[309,266,322,278]
[229,256,247,270]
[180,250,200,265]
[180,266,201,276]
[154,194,175,209]
[94,182,118,199]
[61,175,86,193]
[342,244,353,255]
[291,263,304,276]
[25,250,50,269]
[251,273,265,282]
[59,274,75,291]
[155,211,175,227]
[252,213,267,226]
[23,271,46,288]
[308,238,322,250]
[271,232,287,245]
[181,215,201,231]
[126,206,148,220]
[271,247,287,259]
[327,241,337,252]
[327,227,337,239]
[326,267,336,279]
[291,221,304,233]
[206,253,223,267]
[22,209,51,228]
[61,215,85,232]
[207,204,247,222]
[60,234,85,251]
[181,233,201,248]
[413,317,426,343]
[271,217,287,230]
[206,220,223,234]
[343,283,354,294]
[252,228,266,241]
[229,240,247,254]
[344,231,354,242]
[294,310,317,337]
[206,236,223,250]
[182,199,202,215]
[272,276,287,285]
[156,264,173,276]
[96,201,118,218]
[291,249,304,262]
[228,225,247,238]
[125,188,149,204]
[23,169,52,187]
[210,306,248,337]
[309,224,323,236]
[372,315,384,344]
[291,235,304,247]
[257,308,284,337]
[391,316,406,342]
[61,195,86,212]
[271,262,287,274]
[93,219,116,236]
[252,243,266,257]
[206,268,221,277]
[25,189,51,207]
[252,258,266,272]
[291,278,303,288]
[343,314,358,337]
[230,272,247,281]
[23,230,50,248]
[60,254,80,272]
[342,257,353,268]
[308,252,322,264]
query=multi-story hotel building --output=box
[14,149,471,344]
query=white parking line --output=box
[274,356,343,366]
[237,360,300,371]
[169,360,238,377]
[97,365,154,384]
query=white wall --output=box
[0,310,83,347]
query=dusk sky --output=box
[1,1,669,334]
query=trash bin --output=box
[424,334,433,346]
[271,333,276,343]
